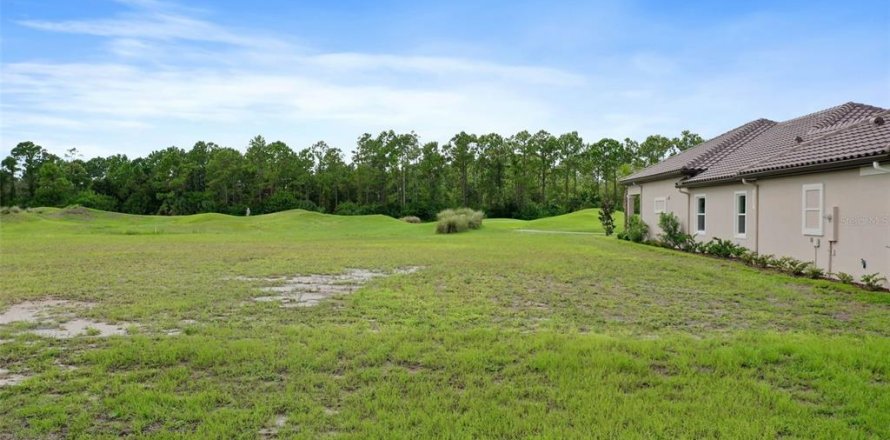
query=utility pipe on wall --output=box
[677,184,691,235]
[741,178,759,253]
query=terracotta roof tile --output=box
[740,110,890,175]
[619,118,775,183]
[656,102,889,186]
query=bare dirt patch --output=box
[0,300,130,339]
[0,368,30,387]
[258,414,287,437]
[241,266,422,308]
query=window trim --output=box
[734,191,747,239]
[653,197,666,214]
[802,183,824,236]
[694,194,706,234]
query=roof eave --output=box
[619,169,688,185]
[739,153,890,179]
[678,153,890,187]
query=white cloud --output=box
[2,1,590,157]
[2,0,887,159]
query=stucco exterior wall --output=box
[757,167,889,280]
[630,165,890,285]
[633,178,687,237]
[687,184,757,249]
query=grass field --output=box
[1,207,888,439]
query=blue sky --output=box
[2,0,888,159]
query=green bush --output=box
[334,201,362,216]
[621,215,648,243]
[400,216,421,224]
[834,272,855,284]
[804,264,825,279]
[435,208,484,234]
[860,273,888,291]
[70,190,118,212]
[702,238,747,259]
[772,256,810,276]
[656,212,700,251]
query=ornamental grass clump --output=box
[436,208,484,234]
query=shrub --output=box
[436,208,484,234]
[702,238,747,259]
[860,273,888,291]
[334,201,362,216]
[834,272,855,284]
[70,190,118,212]
[0,206,22,215]
[400,216,421,224]
[599,198,616,236]
[657,212,696,249]
[804,264,825,279]
[752,253,774,268]
[621,215,649,243]
[772,257,810,276]
[678,236,704,253]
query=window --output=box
[734,191,747,238]
[653,197,666,214]
[802,183,823,235]
[695,195,706,233]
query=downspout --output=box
[874,161,890,173]
[742,178,759,253]
[676,184,691,235]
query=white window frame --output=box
[653,197,666,214]
[801,183,824,236]
[694,194,706,234]
[734,191,747,239]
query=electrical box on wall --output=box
[827,206,838,242]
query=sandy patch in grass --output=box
[241,266,422,308]
[0,300,130,339]
[258,414,287,437]
[0,368,30,387]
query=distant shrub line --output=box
[618,212,887,291]
[436,208,484,234]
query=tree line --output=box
[0,130,702,220]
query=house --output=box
[620,102,890,286]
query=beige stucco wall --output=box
[687,184,757,249]
[633,178,688,237]
[757,167,889,280]
[631,165,890,285]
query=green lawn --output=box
[0,207,888,439]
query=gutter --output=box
[738,155,889,180]
[619,169,686,185]
[676,184,691,236]
[678,155,890,188]
[741,178,759,253]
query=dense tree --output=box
[2,128,702,219]
[445,132,476,208]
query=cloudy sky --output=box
[1,0,888,159]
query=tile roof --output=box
[621,102,890,186]
[620,118,776,183]
[740,110,890,175]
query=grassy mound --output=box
[485,208,625,233]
